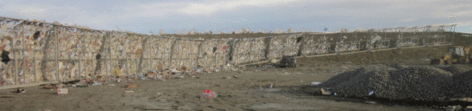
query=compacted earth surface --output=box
[0,64,448,111]
[1,33,472,111]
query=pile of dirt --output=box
[434,65,472,75]
[318,66,454,101]
[447,70,472,98]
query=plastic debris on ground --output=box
[311,82,321,86]
[57,88,68,94]
[12,88,26,93]
[124,84,141,88]
[202,89,217,99]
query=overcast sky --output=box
[1,0,471,34]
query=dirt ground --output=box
[0,64,443,111]
[0,33,470,111]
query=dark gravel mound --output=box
[434,65,472,75]
[448,70,472,98]
[372,66,452,101]
[321,66,454,101]
[316,64,397,88]
[315,68,367,88]
[328,70,381,97]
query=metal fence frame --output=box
[0,16,457,88]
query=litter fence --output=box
[0,16,456,87]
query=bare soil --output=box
[0,33,470,111]
[0,64,444,111]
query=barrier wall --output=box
[199,39,232,68]
[0,16,456,87]
[232,37,267,65]
[267,34,304,59]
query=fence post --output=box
[148,36,152,71]
[78,32,84,80]
[231,39,238,65]
[452,25,455,45]
[54,26,60,83]
[336,30,342,54]
[12,21,25,85]
[109,32,113,76]
[177,40,182,69]
[298,33,307,56]
[249,39,254,63]
[197,40,204,67]
[264,37,272,60]
[169,38,177,69]
[126,52,132,76]
[228,39,236,65]
[33,50,36,83]
[13,49,17,85]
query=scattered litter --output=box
[74,84,88,87]
[57,88,68,94]
[233,75,238,79]
[172,75,184,79]
[269,83,273,88]
[202,89,217,99]
[223,76,231,79]
[12,88,26,93]
[0,95,14,98]
[364,101,376,104]
[465,106,472,111]
[321,88,331,95]
[310,82,321,86]
[368,91,374,96]
[124,90,134,93]
[42,84,60,89]
[124,84,141,88]
[108,84,116,86]
[92,82,102,86]
[447,105,462,111]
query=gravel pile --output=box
[319,65,454,101]
[316,64,396,88]
[447,70,472,98]
[434,65,472,75]
[372,66,453,101]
